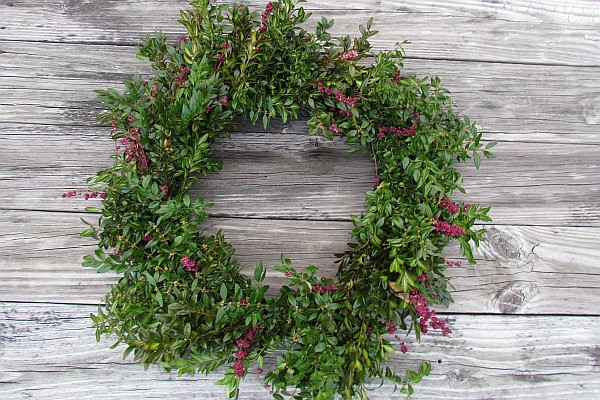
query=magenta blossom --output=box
[339,50,359,61]
[180,256,200,273]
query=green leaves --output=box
[155,291,164,307]
[215,306,226,325]
[220,283,228,301]
[83,1,493,399]
[253,261,266,283]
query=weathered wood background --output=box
[1,0,600,398]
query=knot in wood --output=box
[493,282,537,314]
[481,227,522,260]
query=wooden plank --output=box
[1,210,599,315]
[1,1,599,66]
[1,123,599,227]
[2,41,600,143]
[0,42,149,81]
[0,1,598,397]
[1,302,599,399]
[192,133,600,226]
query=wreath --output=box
[78,1,495,398]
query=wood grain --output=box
[1,126,599,227]
[1,0,600,66]
[1,210,599,315]
[2,0,600,397]
[2,41,600,142]
[1,303,599,400]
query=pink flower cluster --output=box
[391,71,401,84]
[177,36,187,45]
[233,326,260,377]
[338,50,359,61]
[338,109,352,118]
[159,185,168,201]
[385,319,397,335]
[438,196,460,214]
[418,273,429,282]
[374,174,381,187]
[433,217,466,237]
[233,354,246,377]
[180,256,200,273]
[311,283,338,294]
[377,125,417,138]
[328,124,342,138]
[316,82,360,107]
[259,2,274,33]
[334,90,359,107]
[317,82,334,96]
[173,65,189,87]
[216,43,231,64]
[61,190,107,200]
[399,342,408,354]
[118,128,150,172]
[86,191,100,199]
[409,292,452,336]
[440,257,462,268]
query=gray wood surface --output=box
[2,303,600,400]
[1,0,599,398]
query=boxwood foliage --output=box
[83,0,494,398]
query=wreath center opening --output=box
[195,118,373,290]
